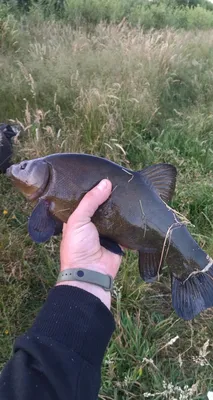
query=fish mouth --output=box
[6,166,12,177]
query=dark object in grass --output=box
[0,124,17,174]
[6,152,213,321]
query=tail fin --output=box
[172,264,213,320]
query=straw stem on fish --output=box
[139,199,147,238]
[158,221,183,280]
[122,167,134,182]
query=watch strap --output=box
[57,268,113,292]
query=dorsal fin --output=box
[138,163,177,203]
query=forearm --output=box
[0,286,115,400]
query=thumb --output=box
[67,179,112,226]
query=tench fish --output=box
[0,124,17,173]
[6,153,213,321]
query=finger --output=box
[62,223,67,238]
[67,179,112,226]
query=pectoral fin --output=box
[139,248,162,282]
[100,236,125,256]
[28,199,56,243]
[53,217,63,236]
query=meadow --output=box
[1,6,213,399]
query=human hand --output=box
[57,179,123,308]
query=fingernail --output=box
[97,179,108,191]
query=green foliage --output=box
[0,16,19,53]
[3,0,213,30]
[64,0,114,25]
[129,3,213,30]
[187,4,213,28]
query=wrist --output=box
[56,265,112,309]
[60,263,114,277]
[56,281,111,309]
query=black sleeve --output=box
[0,286,115,400]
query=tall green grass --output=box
[1,16,213,399]
[6,0,213,30]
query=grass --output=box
[1,14,213,399]
[7,0,213,30]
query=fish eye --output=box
[20,162,27,170]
